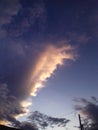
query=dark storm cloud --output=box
[74,97,98,123]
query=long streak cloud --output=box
[29,44,75,96]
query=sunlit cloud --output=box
[29,44,76,96]
[0,120,9,126]
[21,101,32,108]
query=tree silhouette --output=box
[82,118,98,130]
[28,111,70,129]
[74,97,98,130]
[19,121,38,130]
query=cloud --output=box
[66,32,91,45]
[0,0,21,39]
[10,43,26,57]
[0,0,77,125]
[0,0,65,103]
[74,97,98,123]
[29,44,76,96]
[0,0,21,25]
[6,0,46,38]
[0,0,46,39]
[0,40,76,125]
[0,83,26,126]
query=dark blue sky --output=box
[0,0,98,129]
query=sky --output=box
[0,0,98,130]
